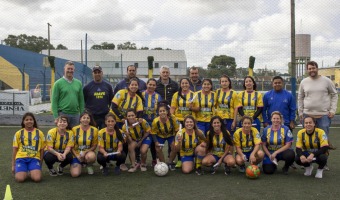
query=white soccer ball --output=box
[154,162,169,177]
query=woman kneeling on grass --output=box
[234,116,264,173]
[97,113,126,175]
[44,115,74,176]
[123,109,152,172]
[202,116,235,175]
[261,111,295,175]
[12,112,46,182]
[174,115,206,175]
[71,111,98,177]
[295,116,329,179]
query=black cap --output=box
[92,66,102,72]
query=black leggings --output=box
[295,153,328,169]
[97,152,126,167]
[262,149,295,174]
[43,151,73,169]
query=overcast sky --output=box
[1,0,339,72]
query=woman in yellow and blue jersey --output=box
[202,116,235,175]
[237,76,263,132]
[122,109,152,172]
[171,78,199,123]
[196,79,217,135]
[44,115,74,176]
[111,78,144,129]
[71,111,98,177]
[215,75,238,135]
[97,113,126,175]
[142,78,162,166]
[295,116,329,179]
[12,112,45,183]
[174,115,206,175]
[234,116,264,173]
[151,102,179,170]
[261,111,295,175]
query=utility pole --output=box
[48,23,52,56]
[290,0,296,99]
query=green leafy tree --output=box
[140,46,149,50]
[90,42,115,50]
[208,55,237,76]
[4,34,55,53]
[117,41,137,50]
[56,44,68,50]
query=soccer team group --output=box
[12,60,338,182]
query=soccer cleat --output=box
[282,166,289,175]
[102,167,109,176]
[114,166,121,175]
[49,168,58,176]
[211,166,217,175]
[151,160,157,167]
[57,163,64,175]
[195,167,204,175]
[315,169,324,178]
[120,164,128,171]
[140,164,147,172]
[87,166,94,175]
[224,166,231,175]
[128,163,140,173]
[168,162,176,171]
[239,165,246,173]
[304,165,314,176]
[175,160,182,168]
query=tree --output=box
[140,46,149,50]
[90,42,115,50]
[117,41,137,50]
[56,44,68,50]
[208,55,237,76]
[4,34,55,53]
[335,59,340,66]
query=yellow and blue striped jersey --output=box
[151,116,179,138]
[175,128,204,156]
[196,91,217,122]
[207,131,231,157]
[122,119,151,141]
[261,125,293,151]
[296,128,329,153]
[111,89,143,122]
[98,128,122,152]
[237,91,263,120]
[233,127,261,152]
[72,125,98,156]
[215,89,238,119]
[13,128,46,160]
[46,128,74,152]
[171,91,198,121]
[142,91,162,122]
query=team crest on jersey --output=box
[194,138,199,143]
[221,138,226,144]
[115,93,121,99]
[33,135,39,140]
[47,134,52,141]
[98,136,102,141]
[88,135,93,140]
[287,130,293,138]
[252,97,257,100]
[97,88,102,92]
[64,139,68,144]
[115,139,119,142]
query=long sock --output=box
[196,155,204,169]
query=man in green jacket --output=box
[51,61,84,127]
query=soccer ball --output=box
[246,165,261,179]
[154,162,169,177]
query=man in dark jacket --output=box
[155,65,179,105]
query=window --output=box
[134,63,138,68]
[174,63,178,68]
[155,63,159,68]
[115,63,119,68]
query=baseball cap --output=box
[92,66,102,72]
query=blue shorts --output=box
[197,121,210,136]
[15,158,42,173]
[263,152,284,165]
[138,136,152,146]
[239,151,252,161]
[223,119,235,137]
[212,155,220,162]
[181,155,195,163]
[71,157,83,165]
[156,136,174,145]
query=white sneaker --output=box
[323,165,330,171]
[304,165,314,176]
[315,169,324,178]
[120,164,128,171]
